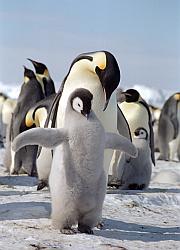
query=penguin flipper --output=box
[117,105,132,140]
[12,127,68,152]
[105,132,138,158]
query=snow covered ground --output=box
[0,150,180,250]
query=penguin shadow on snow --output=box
[0,175,38,187]
[107,188,180,195]
[95,218,180,242]
[0,201,51,221]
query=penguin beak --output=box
[81,111,89,119]
[27,58,38,67]
[120,92,131,102]
[27,58,46,75]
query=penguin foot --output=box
[37,180,48,191]
[128,183,139,190]
[78,224,94,234]
[108,176,122,189]
[157,155,169,161]
[10,170,19,175]
[96,221,104,229]
[138,184,146,190]
[128,183,146,190]
[60,228,76,234]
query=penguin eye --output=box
[72,97,83,113]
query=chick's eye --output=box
[78,103,80,107]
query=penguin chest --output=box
[57,76,117,133]
[120,102,149,135]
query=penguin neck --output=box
[36,74,46,95]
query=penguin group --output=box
[1,50,179,234]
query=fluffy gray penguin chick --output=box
[12,88,137,234]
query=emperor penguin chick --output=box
[118,128,152,190]
[12,88,137,234]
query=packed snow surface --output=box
[0,151,180,250]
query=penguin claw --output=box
[96,221,104,229]
[37,180,48,191]
[78,224,94,234]
[60,228,76,234]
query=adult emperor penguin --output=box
[25,93,56,189]
[117,127,152,190]
[119,88,155,165]
[9,66,44,176]
[158,92,180,161]
[12,88,137,234]
[0,92,8,146]
[46,51,124,177]
[27,59,55,97]
[149,105,161,152]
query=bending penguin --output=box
[111,89,155,189]
[8,67,44,176]
[12,88,137,234]
[158,92,180,161]
[34,51,132,190]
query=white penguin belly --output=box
[119,102,149,135]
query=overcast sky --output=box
[0,0,179,91]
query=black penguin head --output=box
[95,51,120,110]
[70,88,93,119]
[62,51,120,111]
[27,58,49,76]
[122,89,140,103]
[23,66,36,80]
[0,92,8,99]
[134,127,148,140]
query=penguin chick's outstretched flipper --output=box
[12,127,68,152]
[105,132,138,158]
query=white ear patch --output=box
[134,129,147,139]
[72,97,83,113]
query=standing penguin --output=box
[25,93,56,189]
[149,105,161,152]
[0,93,8,146]
[119,89,155,165]
[117,127,152,190]
[27,59,55,97]
[108,89,155,188]
[9,67,44,176]
[12,88,137,234]
[46,51,122,176]
[158,92,180,161]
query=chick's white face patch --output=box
[72,97,83,114]
[134,129,147,139]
